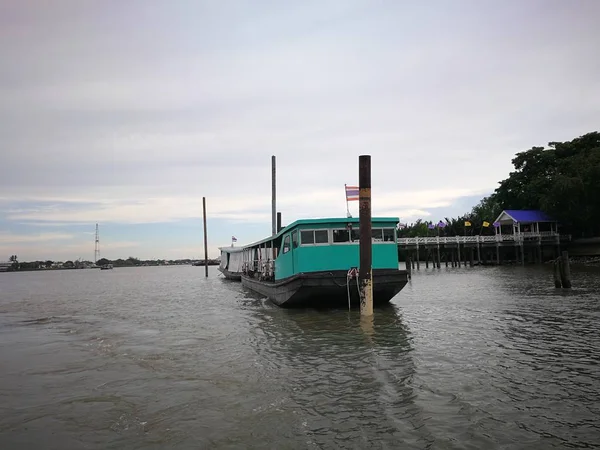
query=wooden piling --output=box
[445,251,449,267]
[358,155,373,316]
[559,251,572,288]
[416,247,420,270]
[436,248,441,269]
[425,252,429,269]
[469,248,474,267]
[451,250,455,267]
[271,155,277,236]
[553,259,562,288]
[277,212,282,233]
[202,196,208,277]
[496,245,500,265]
[405,255,411,279]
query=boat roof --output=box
[218,246,244,253]
[242,216,400,248]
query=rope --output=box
[346,268,359,311]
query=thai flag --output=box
[232,236,237,242]
[345,185,359,201]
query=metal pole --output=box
[271,155,276,236]
[359,155,373,316]
[203,196,208,277]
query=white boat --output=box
[218,247,243,281]
[100,263,113,270]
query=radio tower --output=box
[94,223,100,263]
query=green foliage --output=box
[96,258,111,266]
[493,131,600,237]
[399,131,600,238]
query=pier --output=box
[398,232,571,267]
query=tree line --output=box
[398,131,600,238]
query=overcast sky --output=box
[1,0,599,261]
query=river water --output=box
[0,264,599,449]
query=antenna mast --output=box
[94,223,100,263]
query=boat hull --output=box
[241,269,408,308]
[218,267,242,281]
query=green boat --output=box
[240,217,408,308]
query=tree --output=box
[96,258,111,266]
[492,131,600,237]
[45,260,54,268]
[63,260,74,268]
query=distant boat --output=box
[218,247,243,281]
[100,263,113,270]
[239,217,408,308]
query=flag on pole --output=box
[345,185,359,201]
[232,236,237,242]
[464,221,472,227]
[482,221,490,227]
[438,221,446,228]
[428,223,435,229]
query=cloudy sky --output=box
[1,0,599,261]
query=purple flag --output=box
[428,223,435,229]
[493,221,500,228]
[438,221,446,228]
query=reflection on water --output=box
[0,265,599,449]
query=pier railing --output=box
[397,232,567,246]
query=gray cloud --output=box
[1,0,599,227]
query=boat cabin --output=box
[241,217,400,281]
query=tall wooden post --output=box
[359,155,373,316]
[277,212,282,233]
[271,155,277,236]
[202,196,208,277]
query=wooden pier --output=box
[398,232,571,267]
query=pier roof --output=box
[495,210,554,224]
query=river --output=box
[0,264,599,449]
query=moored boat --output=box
[240,217,408,308]
[100,263,113,270]
[218,246,243,281]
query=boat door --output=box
[291,230,299,273]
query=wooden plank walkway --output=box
[398,231,563,246]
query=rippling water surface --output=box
[1,264,599,449]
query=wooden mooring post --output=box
[202,196,209,277]
[553,251,572,289]
[553,259,562,288]
[358,155,373,316]
[559,251,572,288]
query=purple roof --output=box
[504,210,554,222]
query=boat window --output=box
[292,231,298,248]
[333,229,350,243]
[314,230,328,244]
[350,228,360,242]
[372,228,384,242]
[301,230,314,244]
[282,235,291,254]
[383,228,396,242]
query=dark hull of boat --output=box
[218,267,242,281]
[241,269,408,308]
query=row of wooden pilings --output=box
[402,246,572,288]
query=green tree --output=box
[96,258,111,266]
